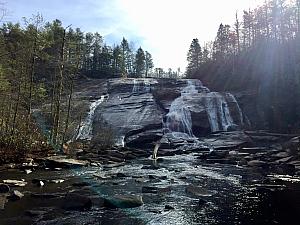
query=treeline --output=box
[0,14,156,162]
[186,0,300,132]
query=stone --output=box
[142,186,171,194]
[103,195,143,209]
[198,198,207,206]
[0,195,8,210]
[3,179,27,187]
[72,181,91,187]
[186,185,215,197]
[247,160,268,168]
[164,205,175,210]
[61,193,92,211]
[0,184,10,193]
[31,193,61,199]
[24,210,47,217]
[8,190,24,201]
[44,156,89,168]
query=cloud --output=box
[6,0,266,70]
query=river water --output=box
[1,152,300,225]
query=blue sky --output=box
[5,0,264,70]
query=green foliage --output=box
[187,0,300,132]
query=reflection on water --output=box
[1,153,299,225]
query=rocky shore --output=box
[1,130,300,225]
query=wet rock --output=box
[8,190,24,201]
[50,179,64,184]
[90,195,105,208]
[274,151,291,158]
[247,160,268,168]
[61,193,92,211]
[72,181,91,187]
[164,204,175,210]
[116,172,128,178]
[24,210,47,217]
[103,195,143,209]
[3,179,27,187]
[271,164,295,175]
[142,186,171,194]
[186,185,215,197]
[141,165,160,170]
[198,198,207,206]
[0,195,8,210]
[43,156,89,168]
[148,175,168,180]
[135,177,148,183]
[0,184,10,193]
[31,193,62,199]
[32,179,46,187]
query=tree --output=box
[145,51,154,77]
[186,38,202,77]
[134,47,145,77]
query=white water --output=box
[164,79,242,135]
[132,79,151,94]
[205,92,235,132]
[76,95,106,140]
[163,80,198,137]
[226,93,244,126]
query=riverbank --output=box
[0,130,300,225]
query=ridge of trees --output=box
[186,0,300,132]
[0,14,158,162]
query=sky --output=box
[5,0,265,71]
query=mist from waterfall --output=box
[76,95,106,140]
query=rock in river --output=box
[104,195,143,209]
[186,185,215,198]
[61,193,92,211]
[0,184,10,193]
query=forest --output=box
[0,14,159,162]
[1,1,300,225]
[186,0,300,132]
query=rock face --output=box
[75,78,246,148]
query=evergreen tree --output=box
[145,51,154,77]
[186,38,202,77]
[135,47,145,77]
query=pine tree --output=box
[145,51,154,77]
[135,47,145,77]
[186,38,202,77]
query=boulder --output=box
[8,190,24,201]
[0,195,8,210]
[0,184,10,193]
[142,186,171,194]
[247,160,268,168]
[103,195,143,209]
[43,156,89,168]
[61,193,92,211]
[185,185,215,198]
[3,179,27,187]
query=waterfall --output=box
[225,93,244,126]
[76,95,107,140]
[132,79,151,94]
[164,79,243,136]
[205,92,234,132]
[163,80,198,137]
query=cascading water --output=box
[164,79,243,136]
[132,79,151,94]
[205,92,235,132]
[163,80,199,137]
[76,95,107,140]
[225,93,244,126]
